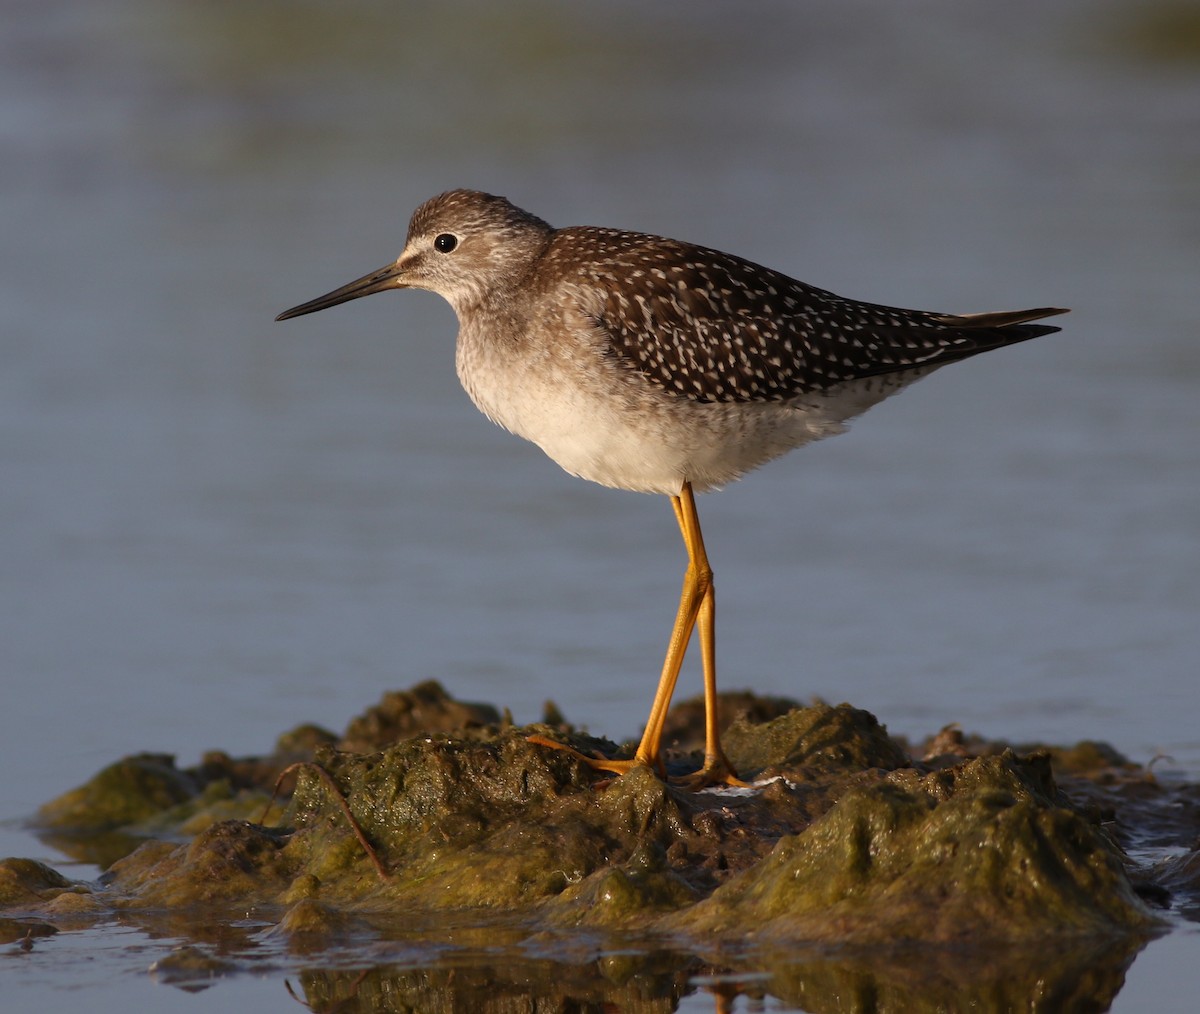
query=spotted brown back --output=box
[543,226,1062,404]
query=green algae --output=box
[32,692,1154,942]
[723,702,910,776]
[108,821,293,909]
[337,679,501,753]
[5,680,1181,1011]
[683,752,1149,942]
[35,753,198,832]
[31,718,339,868]
[0,858,83,907]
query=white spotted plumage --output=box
[288,190,1066,496]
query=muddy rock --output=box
[9,683,1167,950]
[338,679,503,753]
[723,702,910,775]
[682,751,1150,942]
[35,754,199,832]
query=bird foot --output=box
[527,734,749,789]
[525,734,663,779]
[669,753,750,790]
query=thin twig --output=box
[264,761,390,881]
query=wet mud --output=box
[6,680,1199,1011]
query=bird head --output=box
[275,190,553,322]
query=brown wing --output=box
[554,227,1065,404]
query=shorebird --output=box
[277,189,1065,787]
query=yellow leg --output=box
[631,485,710,768]
[529,482,745,787]
[666,486,744,788]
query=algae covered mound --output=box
[12,681,1163,947]
[683,752,1147,942]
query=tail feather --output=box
[933,307,1069,329]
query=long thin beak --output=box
[275,260,407,321]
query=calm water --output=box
[3,0,1199,1009]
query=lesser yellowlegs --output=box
[277,189,1066,786]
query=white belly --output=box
[455,315,927,496]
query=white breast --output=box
[454,306,928,496]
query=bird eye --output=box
[434,233,458,253]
